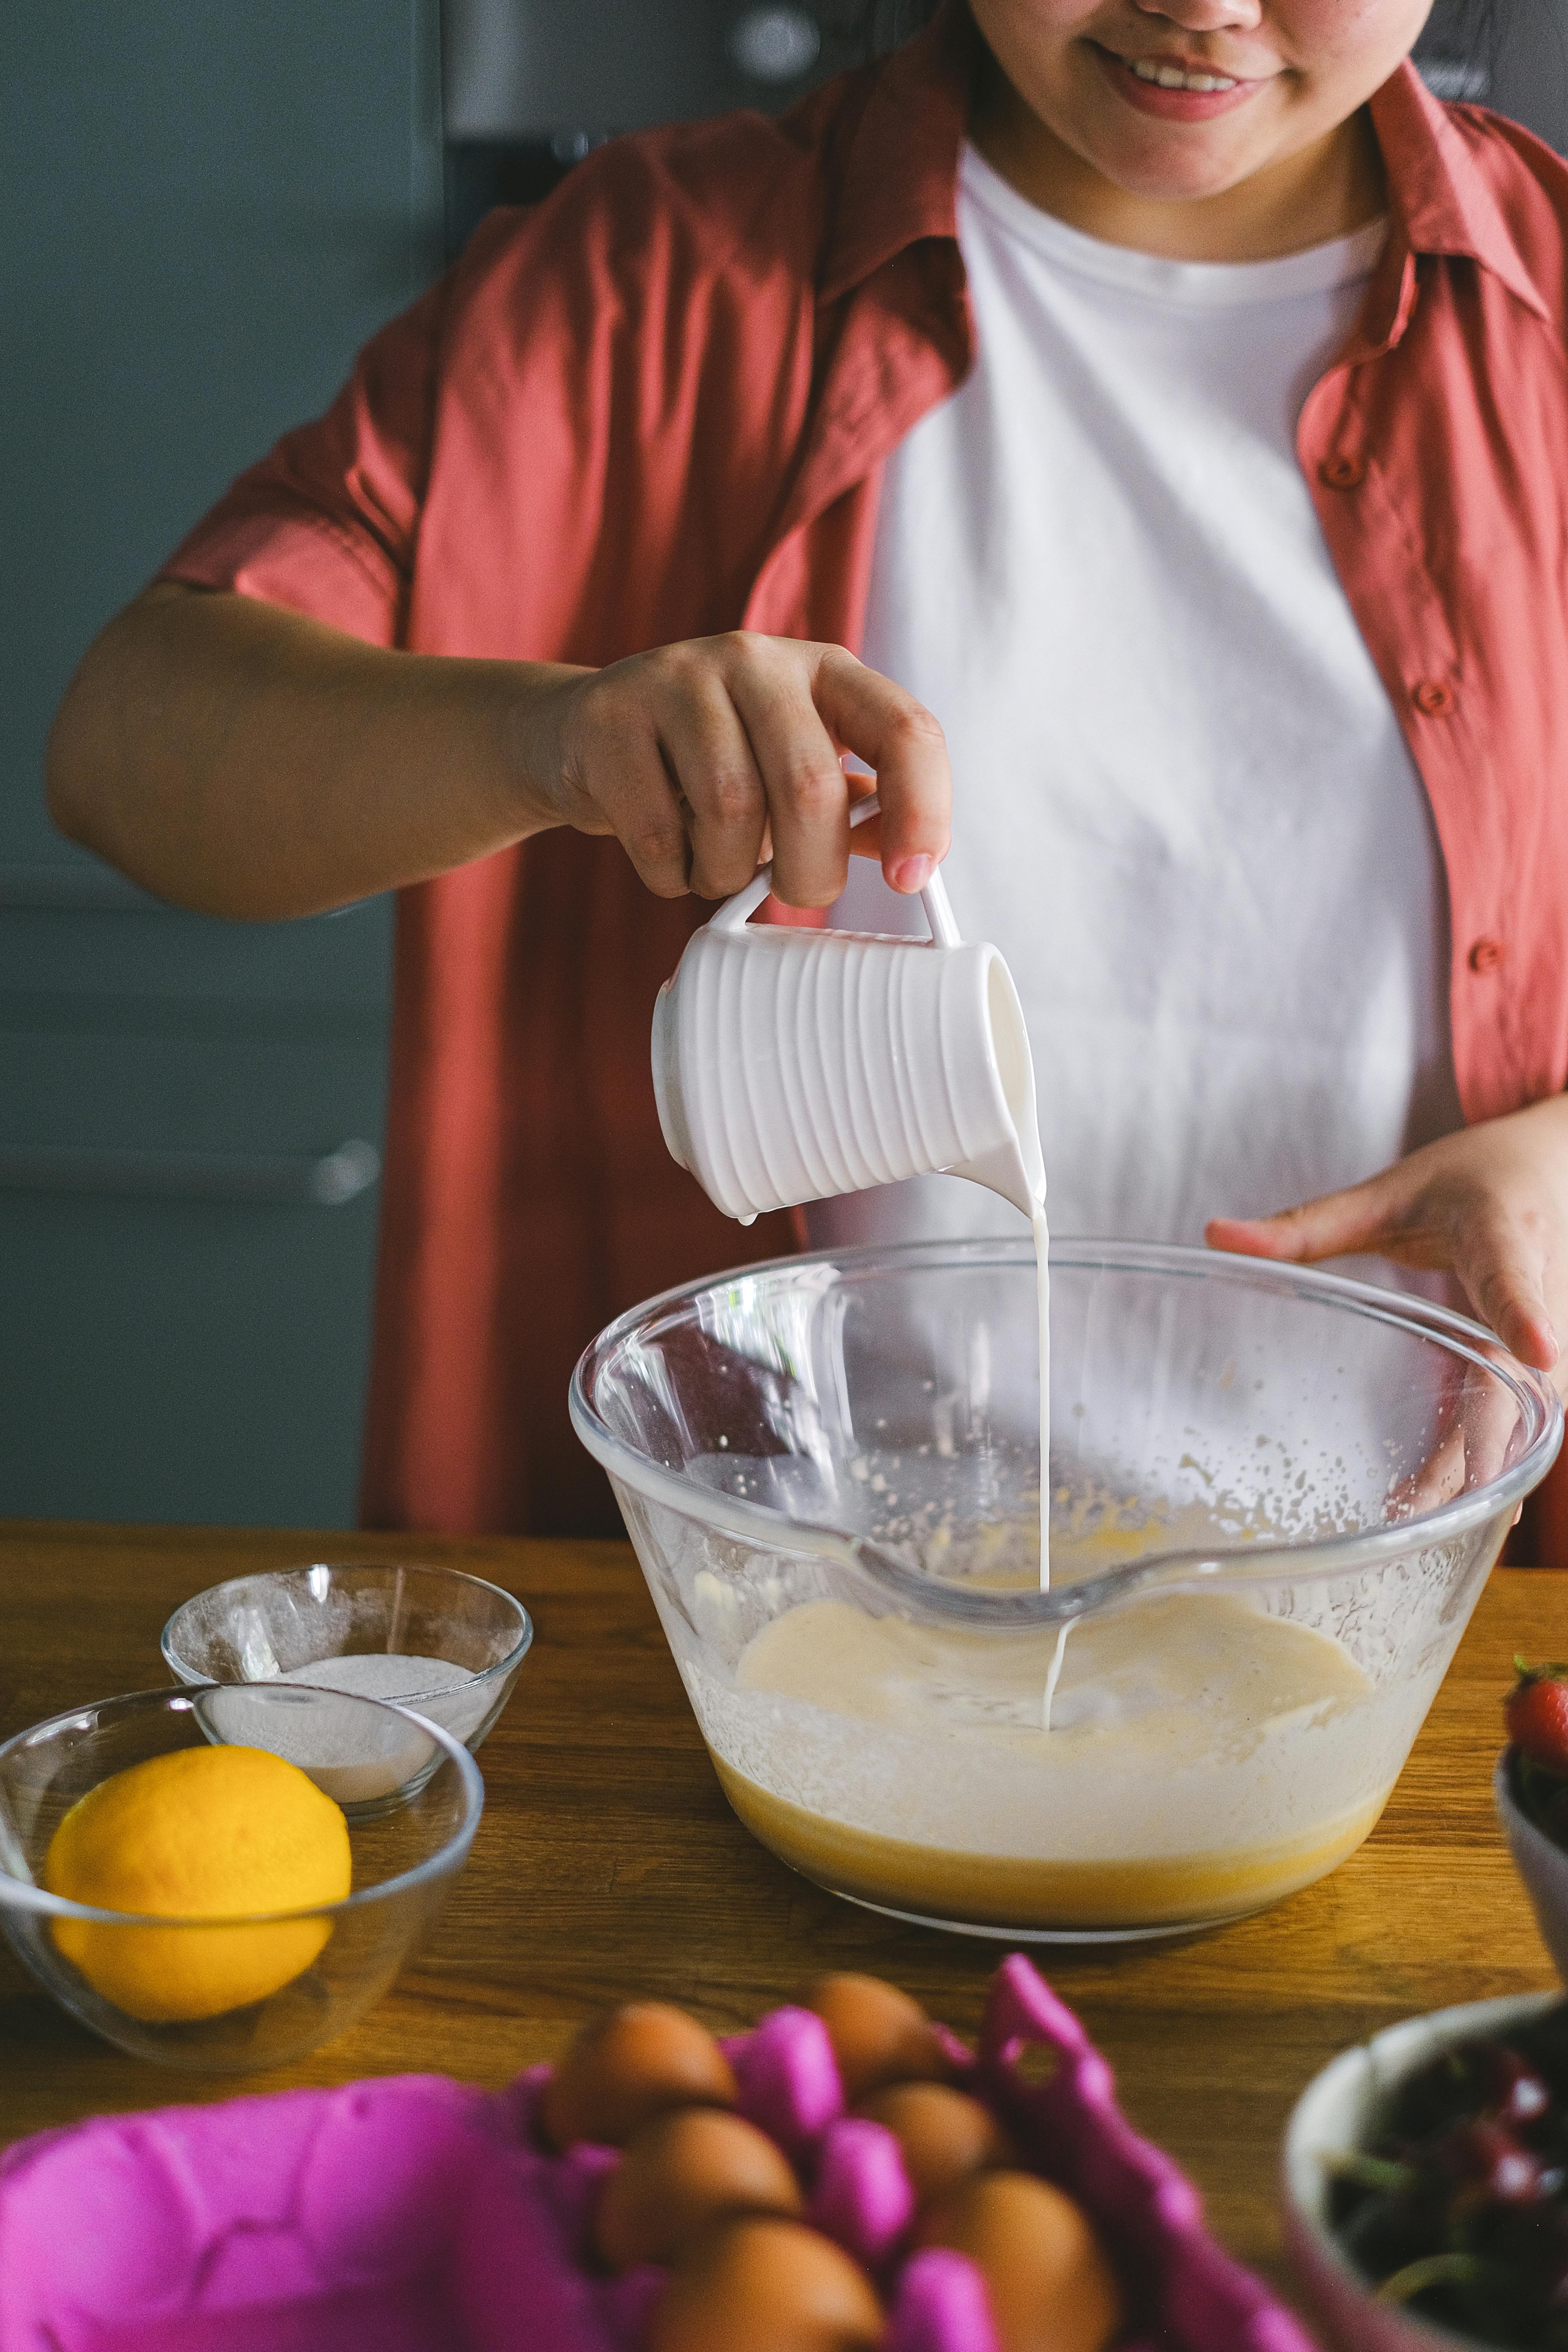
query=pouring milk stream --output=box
[650,796,1053,1590]
[647,807,1427,1924]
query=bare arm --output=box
[46,584,951,921]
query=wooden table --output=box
[1,1523,1564,2308]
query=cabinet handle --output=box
[0,1138,380,1205]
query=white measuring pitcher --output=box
[650,796,1045,1225]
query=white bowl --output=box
[1281,1990,1560,2352]
[1495,1751,1568,1986]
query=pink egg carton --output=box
[0,1955,1318,2352]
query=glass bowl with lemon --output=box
[0,1684,483,2071]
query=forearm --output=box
[46,584,577,919]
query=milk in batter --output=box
[704,1586,1417,1929]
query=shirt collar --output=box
[820,14,1549,325]
[1370,60,1548,320]
[817,0,975,306]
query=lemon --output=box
[43,1744,352,2023]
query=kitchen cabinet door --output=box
[0,0,442,1524]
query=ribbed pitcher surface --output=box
[651,800,1043,1225]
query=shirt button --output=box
[1469,937,1506,974]
[1412,679,1456,716]
[1319,453,1366,489]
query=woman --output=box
[45,0,1568,1537]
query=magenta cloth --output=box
[0,1957,1320,2351]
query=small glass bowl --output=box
[160,1561,532,1768]
[0,1685,483,2072]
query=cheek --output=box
[969,0,1108,69]
[1276,0,1434,75]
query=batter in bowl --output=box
[706,1585,1415,1931]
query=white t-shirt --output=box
[806,144,1461,1259]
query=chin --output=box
[1088,141,1267,203]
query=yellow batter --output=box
[710,1590,1401,1929]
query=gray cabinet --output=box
[1,2,442,1524]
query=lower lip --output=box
[1093,44,1264,120]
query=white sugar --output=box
[205,1653,489,1803]
[273,1652,475,1703]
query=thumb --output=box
[1205,1169,1409,1265]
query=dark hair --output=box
[831,0,941,60]
[1413,0,1503,101]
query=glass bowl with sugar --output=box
[162,1561,530,1815]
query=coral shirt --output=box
[162,6,1568,1537]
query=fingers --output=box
[1455,1361,1532,1489]
[721,645,854,906]
[573,731,694,900]
[1452,1209,1560,1372]
[1208,1115,1567,1381]
[655,668,769,901]
[714,642,949,905]
[812,649,951,894]
[1388,1415,1469,1522]
[551,635,949,911]
[844,769,883,859]
[1204,1169,1408,1267]
[1390,1358,1527,1523]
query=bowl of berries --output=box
[1283,1989,1568,2351]
[1498,1661,1568,1988]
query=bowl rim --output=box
[0,1685,485,1929]
[1494,1745,1568,1877]
[569,1234,1563,1621]
[159,1558,534,1699]
[1280,1987,1563,2351]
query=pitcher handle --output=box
[707,794,961,946]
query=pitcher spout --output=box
[950,1138,1044,1221]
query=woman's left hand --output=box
[1206,1094,1568,1398]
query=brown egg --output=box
[915,2171,1124,2352]
[800,1973,948,2100]
[646,2216,884,2352]
[852,2081,1016,2205]
[539,2002,737,2150]
[593,2106,805,2270]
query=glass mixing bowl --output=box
[571,1239,1562,1943]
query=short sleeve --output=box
[157,273,452,650]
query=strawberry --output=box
[1506,1659,1568,1773]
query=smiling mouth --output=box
[1126,54,1243,91]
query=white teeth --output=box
[1130,55,1239,89]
